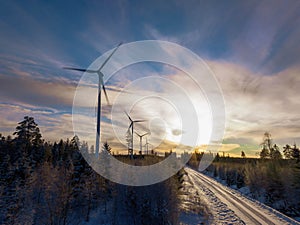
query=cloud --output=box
[142,1,300,74]
[143,25,180,43]
[71,57,214,151]
[1,1,300,157]
[0,74,76,109]
[74,45,300,155]
[0,103,73,141]
[2,46,300,158]
[229,0,300,73]
[77,0,133,54]
[208,60,300,145]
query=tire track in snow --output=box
[186,169,245,224]
[186,167,300,225]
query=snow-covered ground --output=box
[185,167,300,225]
[178,171,208,224]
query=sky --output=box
[1,0,300,157]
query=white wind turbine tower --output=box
[63,42,122,158]
[144,137,150,155]
[135,132,149,155]
[144,137,155,155]
[125,111,146,159]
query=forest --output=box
[2,116,300,224]
[0,116,187,225]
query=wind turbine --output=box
[144,137,155,155]
[125,111,146,159]
[63,42,122,158]
[135,132,149,155]
[144,137,150,155]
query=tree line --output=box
[259,132,300,161]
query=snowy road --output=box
[185,167,300,225]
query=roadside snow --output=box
[178,172,208,224]
[187,167,300,225]
[204,170,300,223]
[183,169,245,225]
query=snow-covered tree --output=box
[283,144,292,159]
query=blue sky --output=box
[1,0,300,156]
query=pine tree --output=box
[260,132,272,159]
[71,135,80,150]
[102,141,111,154]
[13,116,43,167]
[270,144,282,160]
[13,116,41,146]
[241,151,246,158]
[291,144,300,162]
[259,132,282,160]
[260,145,269,159]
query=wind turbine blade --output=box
[106,86,132,94]
[124,110,132,122]
[98,42,122,71]
[63,67,97,73]
[133,120,147,123]
[127,123,133,133]
[99,75,110,105]
[134,131,141,137]
[141,132,148,137]
[102,84,110,105]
